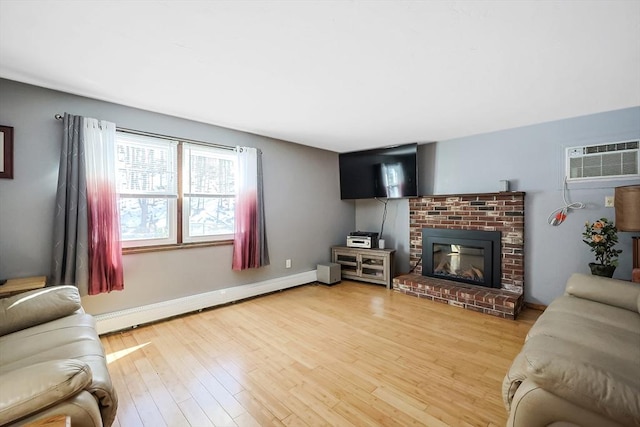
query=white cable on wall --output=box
[548,177,585,226]
[376,197,388,237]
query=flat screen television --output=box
[339,143,418,200]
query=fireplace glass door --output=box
[433,243,485,283]
[422,229,502,288]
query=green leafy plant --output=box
[582,218,622,266]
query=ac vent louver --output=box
[566,140,639,181]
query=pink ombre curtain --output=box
[83,118,124,294]
[51,113,124,295]
[232,147,269,270]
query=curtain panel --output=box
[51,113,124,295]
[232,147,269,270]
[51,114,88,291]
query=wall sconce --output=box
[614,185,640,282]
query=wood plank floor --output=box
[102,281,541,427]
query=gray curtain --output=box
[256,149,269,267]
[51,113,89,294]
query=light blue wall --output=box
[356,107,640,305]
[0,79,355,314]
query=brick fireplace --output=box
[394,192,525,319]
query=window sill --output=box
[123,239,233,255]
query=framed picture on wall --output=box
[0,125,14,179]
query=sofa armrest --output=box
[522,336,640,426]
[565,273,640,313]
[0,286,81,336]
[0,359,92,425]
[502,351,529,411]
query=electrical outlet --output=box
[605,196,615,207]
[285,259,292,268]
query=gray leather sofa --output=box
[0,285,117,426]
[503,273,640,426]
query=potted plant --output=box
[582,217,623,277]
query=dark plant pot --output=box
[589,263,616,278]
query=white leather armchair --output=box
[0,286,117,426]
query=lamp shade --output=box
[615,185,640,231]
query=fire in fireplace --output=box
[422,228,502,288]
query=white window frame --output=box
[182,143,237,243]
[116,132,179,248]
[115,130,236,250]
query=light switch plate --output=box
[605,196,615,207]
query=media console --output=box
[331,246,395,289]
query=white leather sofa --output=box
[503,273,640,426]
[0,286,117,426]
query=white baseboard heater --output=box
[94,270,318,335]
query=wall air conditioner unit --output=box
[566,140,639,182]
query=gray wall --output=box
[0,79,355,314]
[356,107,640,305]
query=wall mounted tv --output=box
[339,143,418,200]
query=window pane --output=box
[116,133,177,195]
[183,144,236,243]
[119,197,172,241]
[185,145,236,195]
[186,196,235,237]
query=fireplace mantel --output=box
[417,191,525,199]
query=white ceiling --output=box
[1,1,639,153]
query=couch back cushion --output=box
[565,273,640,313]
[0,286,82,336]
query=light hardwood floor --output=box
[102,281,541,427]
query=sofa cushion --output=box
[521,335,640,426]
[505,274,640,427]
[539,294,640,335]
[0,314,99,368]
[514,293,640,425]
[0,286,81,336]
[0,359,92,425]
[565,273,640,313]
[507,379,626,427]
[5,392,103,427]
[527,296,640,365]
[0,313,117,426]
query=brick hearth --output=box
[393,274,522,319]
[396,192,525,319]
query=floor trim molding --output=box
[95,270,317,334]
[524,301,547,311]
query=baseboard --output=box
[95,270,317,335]
[524,302,547,311]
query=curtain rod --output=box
[54,114,235,151]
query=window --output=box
[115,131,236,249]
[116,133,178,247]
[182,143,236,243]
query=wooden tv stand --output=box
[331,246,395,288]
